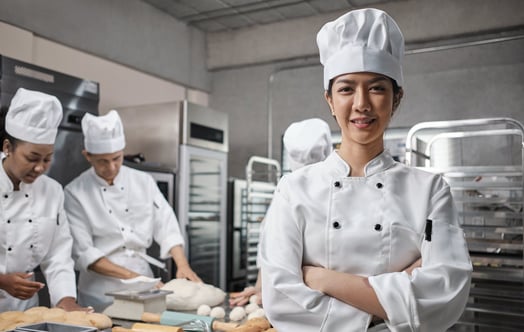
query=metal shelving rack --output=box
[242,156,281,285]
[406,118,524,331]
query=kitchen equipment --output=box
[112,323,182,332]
[406,117,524,331]
[103,289,173,321]
[118,101,229,289]
[226,157,280,291]
[14,322,96,332]
[141,312,238,332]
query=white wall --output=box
[0,22,208,113]
[0,0,210,91]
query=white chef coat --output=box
[0,159,77,311]
[64,165,184,311]
[260,150,472,332]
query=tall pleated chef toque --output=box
[6,88,63,144]
[283,118,332,171]
[82,110,126,154]
[317,8,404,90]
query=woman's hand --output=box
[0,272,44,300]
[302,265,327,292]
[56,297,94,312]
[229,286,261,307]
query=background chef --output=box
[64,110,201,312]
[260,8,472,331]
[0,88,88,312]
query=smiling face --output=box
[2,138,54,188]
[83,150,124,185]
[325,72,402,154]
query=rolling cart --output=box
[406,117,524,331]
[242,156,281,286]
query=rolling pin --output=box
[112,323,183,332]
[142,311,239,331]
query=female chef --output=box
[64,110,201,312]
[259,8,472,332]
[0,88,88,312]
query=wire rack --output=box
[406,117,524,331]
[241,156,281,285]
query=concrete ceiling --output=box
[141,0,406,32]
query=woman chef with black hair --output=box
[259,8,472,332]
[0,88,89,312]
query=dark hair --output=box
[2,131,19,151]
[326,77,401,97]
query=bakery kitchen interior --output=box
[1,0,524,331]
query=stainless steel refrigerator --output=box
[118,101,228,289]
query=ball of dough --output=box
[249,294,259,304]
[197,304,212,316]
[86,312,113,329]
[162,279,226,310]
[229,306,246,322]
[245,302,259,314]
[209,306,226,319]
[247,308,266,320]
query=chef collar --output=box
[89,164,126,188]
[329,150,396,177]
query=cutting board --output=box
[142,311,239,331]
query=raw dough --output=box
[249,294,259,304]
[209,306,226,319]
[197,304,212,316]
[161,279,226,310]
[247,308,266,320]
[245,302,259,314]
[229,306,246,322]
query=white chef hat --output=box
[82,110,126,154]
[317,8,404,90]
[5,88,63,144]
[283,118,332,171]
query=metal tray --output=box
[14,322,97,332]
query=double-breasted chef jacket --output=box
[260,150,472,332]
[64,165,184,311]
[0,158,77,311]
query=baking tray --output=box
[13,322,97,332]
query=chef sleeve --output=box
[368,179,472,331]
[260,177,331,318]
[39,190,78,306]
[150,177,184,259]
[64,187,106,272]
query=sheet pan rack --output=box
[406,117,524,331]
[242,156,281,285]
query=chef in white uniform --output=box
[0,88,87,312]
[259,8,472,332]
[64,110,201,312]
